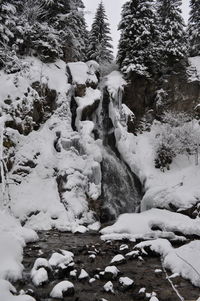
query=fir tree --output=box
[88,1,113,64]
[117,0,160,77]
[0,0,17,68]
[157,0,187,65]
[188,0,200,56]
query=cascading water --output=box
[99,85,142,222]
[100,147,141,222]
[68,64,142,223]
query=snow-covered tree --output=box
[87,1,113,64]
[0,1,17,68]
[117,0,160,77]
[154,112,200,170]
[157,0,187,65]
[188,0,200,56]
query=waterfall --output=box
[99,85,142,222]
[100,147,141,222]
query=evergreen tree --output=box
[157,0,187,65]
[117,0,160,77]
[0,0,17,68]
[188,0,200,56]
[88,1,113,64]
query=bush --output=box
[154,111,200,170]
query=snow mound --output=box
[136,239,200,287]
[101,209,200,241]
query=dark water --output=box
[14,230,200,301]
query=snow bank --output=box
[101,208,200,241]
[136,239,200,287]
[0,280,35,301]
[0,210,37,281]
[0,210,37,300]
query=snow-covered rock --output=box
[49,252,73,267]
[31,268,48,287]
[103,281,114,293]
[119,277,134,290]
[32,258,51,271]
[119,244,129,251]
[50,281,74,298]
[104,266,119,279]
[110,254,125,265]
[78,269,89,280]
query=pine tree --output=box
[188,0,200,56]
[88,1,113,64]
[0,0,18,68]
[157,0,187,65]
[117,0,160,77]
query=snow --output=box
[0,280,36,301]
[150,297,159,301]
[189,56,200,80]
[49,252,73,267]
[50,281,74,298]
[110,254,125,264]
[87,221,101,231]
[31,267,48,286]
[105,71,126,99]
[73,225,88,234]
[75,87,101,130]
[78,269,89,280]
[103,281,114,293]
[101,208,200,241]
[119,277,134,287]
[136,239,200,287]
[0,209,37,284]
[32,258,51,270]
[67,61,98,86]
[104,266,119,277]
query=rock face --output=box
[123,62,200,128]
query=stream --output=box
[14,230,200,301]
